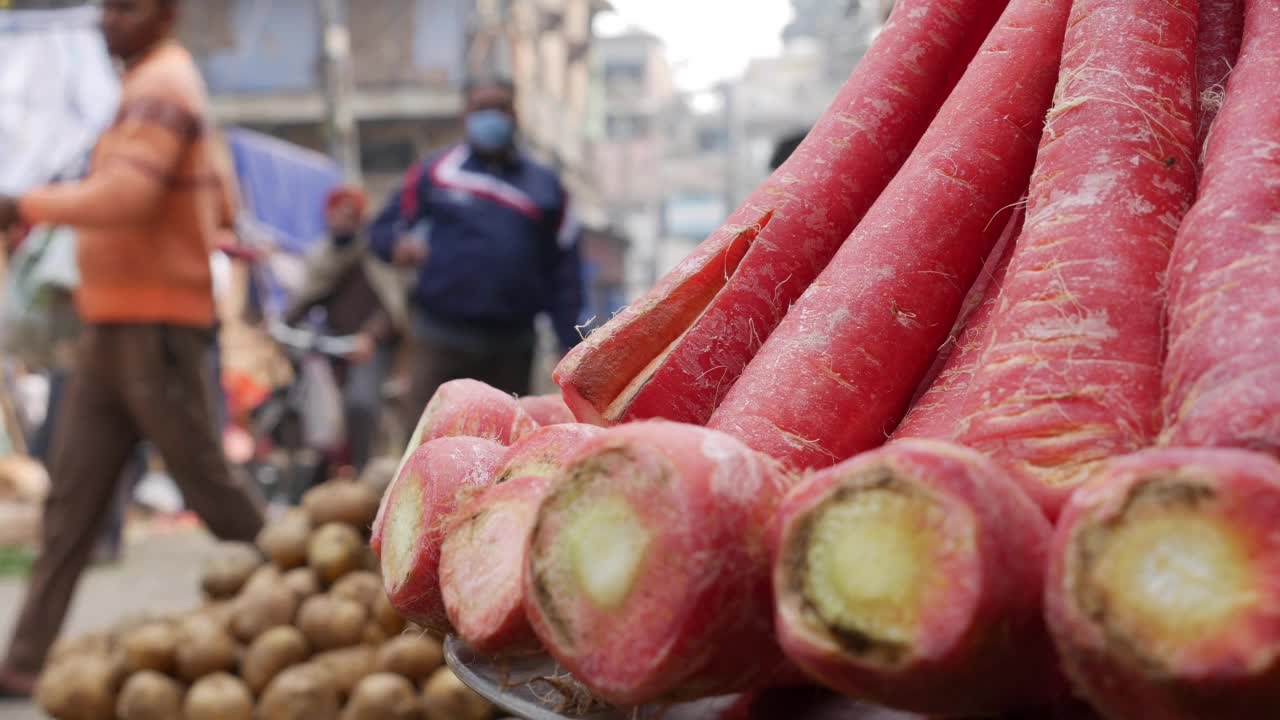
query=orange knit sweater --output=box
[20,41,237,327]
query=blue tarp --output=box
[226,127,343,257]
[224,128,344,318]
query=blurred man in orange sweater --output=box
[0,0,264,696]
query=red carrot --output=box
[1162,0,1280,455]
[439,424,603,655]
[517,394,576,427]
[1195,0,1245,160]
[896,207,1021,440]
[373,436,505,632]
[1046,447,1280,720]
[921,0,1199,518]
[391,379,535,493]
[709,0,1070,470]
[553,0,1011,427]
[772,440,1061,715]
[786,215,1066,716]
[524,422,793,704]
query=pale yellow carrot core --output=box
[1086,509,1256,659]
[382,478,423,590]
[562,497,651,610]
[804,487,939,649]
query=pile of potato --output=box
[35,480,495,720]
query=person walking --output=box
[284,186,407,472]
[0,0,265,696]
[370,77,585,423]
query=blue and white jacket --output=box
[369,144,584,350]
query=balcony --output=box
[212,87,464,126]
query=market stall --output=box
[32,0,1280,718]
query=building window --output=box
[697,127,727,152]
[350,0,417,89]
[178,0,234,57]
[602,60,645,84]
[606,114,650,140]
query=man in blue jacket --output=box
[371,77,584,422]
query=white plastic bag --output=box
[298,355,345,453]
[0,6,120,195]
[0,224,81,366]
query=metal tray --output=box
[443,636,925,720]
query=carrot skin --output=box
[937,0,1199,517]
[439,424,603,654]
[400,378,536,455]
[710,0,1071,470]
[524,422,794,704]
[554,0,1011,427]
[1195,0,1245,158]
[517,394,577,427]
[373,436,506,632]
[1162,0,1280,456]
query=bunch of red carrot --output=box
[373,0,1280,717]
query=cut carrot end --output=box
[805,490,933,646]
[564,497,650,610]
[382,476,424,593]
[528,448,681,667]
[1072,481,1260,669]
[784,469,971,667]
[444,501,532,631]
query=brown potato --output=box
[118,622,177,675]
[174,617,238,682]
[242,625,310,695]
[297,594,368,651]
[185,672,253,720]
[312,645,377,699]
[303,481,380,531]
[47,631,112,667]
[241,563,283,597]
[282,566,322,601]
[195,599,235,631]
[34,654,116,720]
[257,509,312,570]
[343,673,423,720]
[116,670,184,720]
[200,541,262,599]
[422,667,491,720]
[258,663,340,720]
[331,570,382,609]
[230,584,298,643]
[360,543,380,573]
[374,635,444,684]
[358,457,398,502]
[374,591,406,636]
[362,621,389,646]
[307,523,363,584]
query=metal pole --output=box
[318,0,362,183]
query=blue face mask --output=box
[465,110,516,154]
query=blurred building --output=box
[591,29,676,296]
[171,0,626,326]
[722,38,829,207]
[717,0,898,206]
[178,0,459,195]
[784,0,895,88]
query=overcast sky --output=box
[596,0,795,91]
